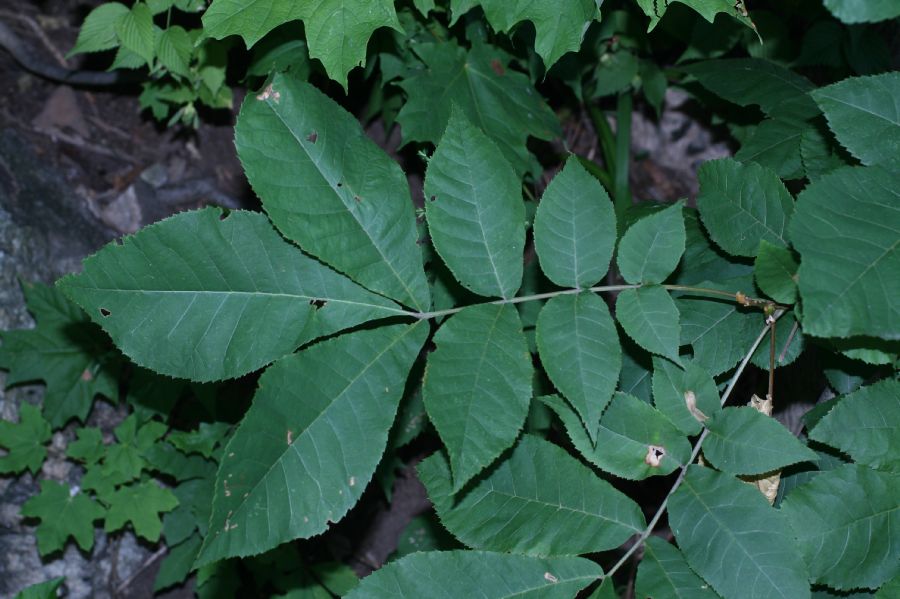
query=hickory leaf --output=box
[790,166,900,340]
[448,0,600,69]
[651,357,720,436]
[809,379,900,472]
[536,293,621,443]
[236,74,430,312]
[423,304,532,491]
[533,158,617,289]
[635,536,720,599]
[398,41,559,176]
[696,158,794,257]
[57,208,404,382]
[0,403,51,475]
[703,407,817,475]
[616,286,683,367]
[669,466,811,599]
[812,72,900,168]
[782,465,900,590]
[419,435,645,556]
[345,550,602,599]
[197,323,426,565]
[0,283,118,428]
[21,481,106,555]
[616,201,685,285]
[424,107,525,299]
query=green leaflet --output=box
[790,166,900,340]
[812,72,900,167]
[683,58,819,120]
[115,2,155,66]
[616,286,683,367]
[535,293,621,443]
[20,480,106,555]
[823,0,900,25]
[636,0,755,32]
[651,357,720,436]
[424,107,525,299]
[203,0,400,89]
[0,283,118,428]
[543,393,691,480]
[156,26,193,79]
[800,123,850,181]
[754,240,798,304]
[703,407,817,475]
[696,158,794,257]
[58,208,404,382]
[449,0,599,69]
[419,435,645,555]
[103,480,179,542]
[669,466,811,599]
[734,117,808,180]
[782,464,900,590]
[423,304,532,491]
[0,403,51,475]
[70,2,129,55]
[397,41,559,176]
[236,74,430,312]
[619,338,654,403]
[533,158,617,289]
[344,550,602,598]
[13,577,65,599]
[809,379,900,473]
[677,209,754,286]
[635,536,720,599]
[617,201,685,284]
[196,323,426,566]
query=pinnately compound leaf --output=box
[424,107,525,299]
[616,286,683,367]
[536,293,621,443]
[809,379,900,473]
[635,536,720,599]
[196,323,427,566]
[782,464,900,590]
[697,158,794,258]
[790,165,900,340]
[812,72,900,167]
[616,201,685,285]
[703,407,817,476]
[345,550,601,599]
[533,158,617,289]
[423,304,532,491]
[57,209,404,382]
[419,435,645,556]
[236,74,431,312]
[669,466,811,599]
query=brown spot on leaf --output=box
[256,84,281,102]
[81,369,93,381]
[490,59,506,76]
[544,572,558,583]
[309,299,327,309]
[287,429,293,445]
[307,130,318,143]
[99,308,111,317]
[645,445,665,468]
[684,390,708,423]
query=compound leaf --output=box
[236,74,430,312]
[617,201,685,285]
[782,464,900,590]
[419,435,645,555]
[21,480,106,555]
[536,293,621,443]
[423,304,532,491]
[0,282,118,428]
[812,72,900,168]
[635,536,720,599]
[533,158,617,289]
[704,407,817,475]
[57,208,403,382]
[398,41,559,176]
[697,158,794,257]
[651,358,720,436]
[203,0,400,89]
[196,323,426,565]
[449,0,599,69]
[424,107,525,299]
[790,166,899,340]
[344,550,601,599]
[809,379,900,472]
[616,286,683,367]
[103,480,179,542]
[669,466,811,599]
[0,403,51,475]
[754,240,799,304]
